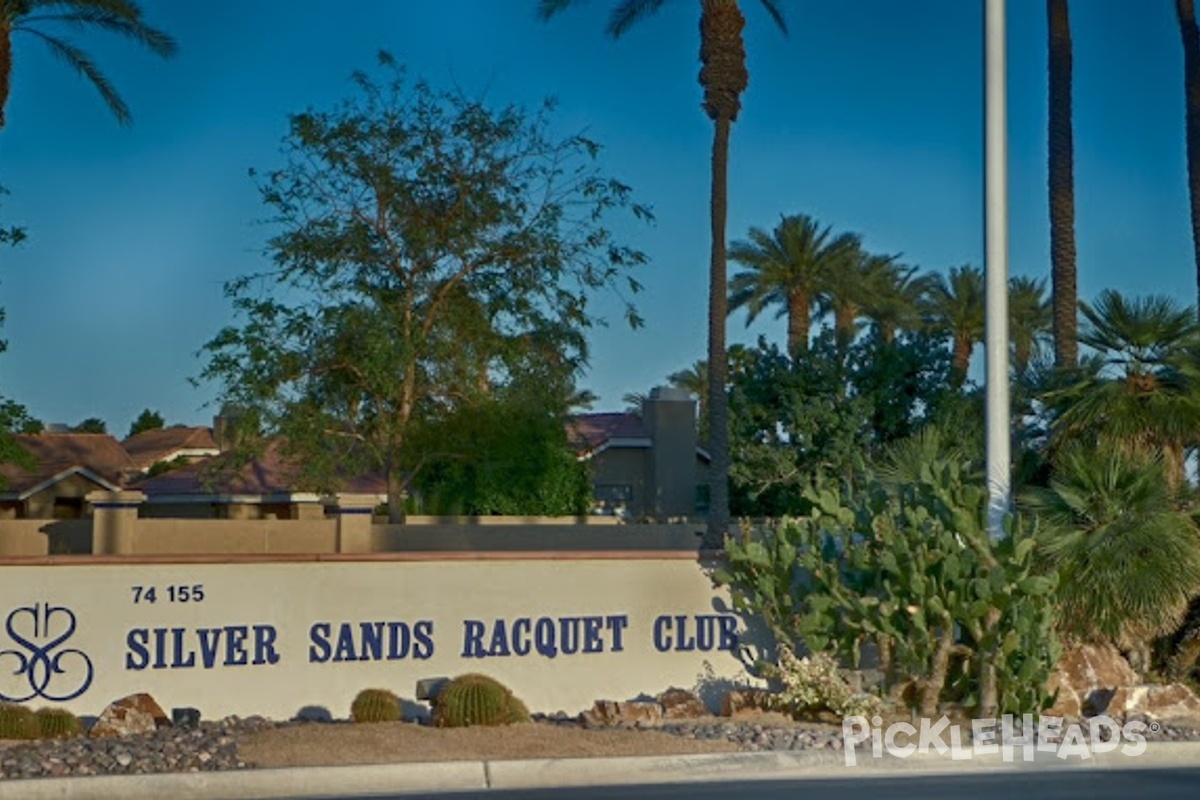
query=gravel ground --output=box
[1,713,1198,781]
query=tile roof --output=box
[565,412,648,455]
[122,426,219,470]
[0,433,137,497]
[133,440,387,497]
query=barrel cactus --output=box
[35,707,81,739]
[350,688,401,723]
[0,703,38,740]
[433,673,530,728]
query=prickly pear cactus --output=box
[35,707,81,739]
[433,674,530,728]
[350,688,401,723]
[0,703,39,740]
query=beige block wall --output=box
[0,556,758,720]
[131,519,337,555]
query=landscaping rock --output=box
[89,693,171,738]
[580,700,662,728]
[721,688,773,718]
[1047,643,1137,716]
[1107,683,1200,723]
[657,688,707,720]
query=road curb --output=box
[0,741,1196,799]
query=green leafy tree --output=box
[728,214,859,358]
[71,417,105,434]
[538,0,788,549]
[921,264,985,381]
[1022,444,1200,673]
[413,390,590,516]
[199,56,649,523]
[127,408,163,437]
[0,0,176,130]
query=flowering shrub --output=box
[759,644,885,720]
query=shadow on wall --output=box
[44,520,92,555]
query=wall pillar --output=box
[86,490,145,555]
[329,494,377,554]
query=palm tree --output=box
[921,264,985,380]
[816,245,887,349]
[1009,276,1052,375]
[1048,0,1078,365]
[1048,290,1200,487]
[856,256,921,346]
[1177,0,1200,316]
[1022,444,1200,673]
[668,359,708,436]
[727,214,859,357]
[0,1,176,130]
[537,0,788,548]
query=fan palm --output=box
[1021,445,1200,670]
[0,0,176,130]
[728,214,860,357]
[921,264,985,380]
[538,0,787,547]
[1048,0,1078,364]
[1048,290,1200,487]
[1009,275,1052,375]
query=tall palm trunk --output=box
[1048,0,1078,366]
[700,0,748,550]
[786,288,809,357]
[0,29,11,131]
[1178,0,1200,317]
[952,336,972,380]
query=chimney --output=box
[643,386,699,521]
[44,423,70,434]
[212,405,245,453]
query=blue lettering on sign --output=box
[652,614,739,653]
[0,603,94,702]
[125,625,280,671]
[308,620,434,663]
[461,615,630,659]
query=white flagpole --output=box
[985,0,1011,540]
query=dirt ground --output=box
[237,720,746,768]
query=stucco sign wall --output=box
[0,557,752,720]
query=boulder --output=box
[1046,643,1137,716]
[579,700,662,728]
[720,688,774,718]
[657,688,707,720]
[89,693,171,738]
[1107,684,1200,723]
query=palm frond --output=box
[23,28,130,125]
[21,7,177,57]
[607,0,668,38]
[757,0,789,34]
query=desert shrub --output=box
[760,645,884,719]
[350,688,401,723]
[0,703,38,740]
[433,674,530,728]
[34,707,81,739]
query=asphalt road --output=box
[324,767,1200,800]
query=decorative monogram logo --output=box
[0,603,94,702]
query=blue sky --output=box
[0,0,1191,435]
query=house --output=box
[0,433,139,519]
[133,440,387,520]
[122,425,220,474]
[570,386,709,521]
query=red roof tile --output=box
[122,426,219,470]
[0,434,137,497]
[133,440,386,497]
